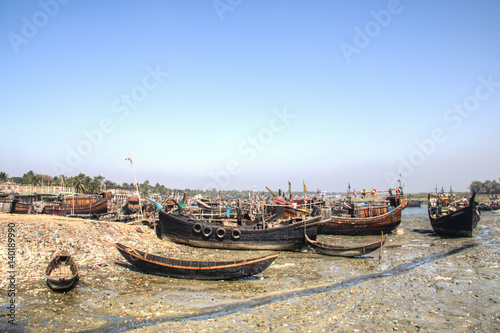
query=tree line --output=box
[0,170,276,198]
[1,171,118,194]
[469,179,500,195]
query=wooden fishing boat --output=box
[406,195,423,208]
[318,194,406,236]
[428,191,480,237]
[13,201,32,214]
[124,196,141,214]
[62,198,109,216]
[406,200,422,208]
[62,195,97,206]
[156,210,320,251]
[305,233,385,257]
[115,243,279,280]
[41,202,70,215]
[40,197,108,217]
[478,203,492,211]
[69,197,108,215]
[478,199,500,211]
[46,251,79,291]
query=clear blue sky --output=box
[1,0,499,193]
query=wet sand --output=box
[1,209,499,332]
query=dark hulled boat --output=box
[123,196,141,214]
[406,198,423,208]
[115,243,279,280]
[46,251,79,291]
[318,194,406,236]
[428,191,480,237]
[157,210,319,251]
[305,233,386,257]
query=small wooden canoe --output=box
[46,251,78,291]
[115,243,279,280]
[305,233,385,257]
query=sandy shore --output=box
[1,211,499,332]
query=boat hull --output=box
[45,252,78,291]
[314,244,381,257]
[406,200,422,208]
[11,197,108,216]
[67,198,108,215]
[428,193,480,237]
[318,199,405,236]
[306,234,385,257]
[43,198,109,216]
[115,243,279,280]
[157,211,318,251]
[13,201,32,214]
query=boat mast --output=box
[125,152,143,220]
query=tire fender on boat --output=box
[231,229,241,239]
[216,228,226,238]
[193,223,202,233]
[202,226,213,237]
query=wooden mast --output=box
[126,152,143,220]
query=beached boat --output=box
[478,198,500,211]
[67,197,108,216]
[406,200,422,207]
[40,197,109,217]
[123,196,141,214]
[406,195,423,208]
[13,201,32,214]
[478,203,492,211]
[428,191,480,237]
[305,233,385,257]
[318,193,406,236]
[45,251,79,291]
[156,210,320,251]
[37,201,69,215]
[115,243,279,280]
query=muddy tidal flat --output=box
[1,209,499,332]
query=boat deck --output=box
[49,264,73,278]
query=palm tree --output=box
[104,180,117,189]
[59,174,66,187]
[69,174,87,193]
[23,170,35,185]
[91,175,105,193]
[0,172,8,182]
[23,170,42,186]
